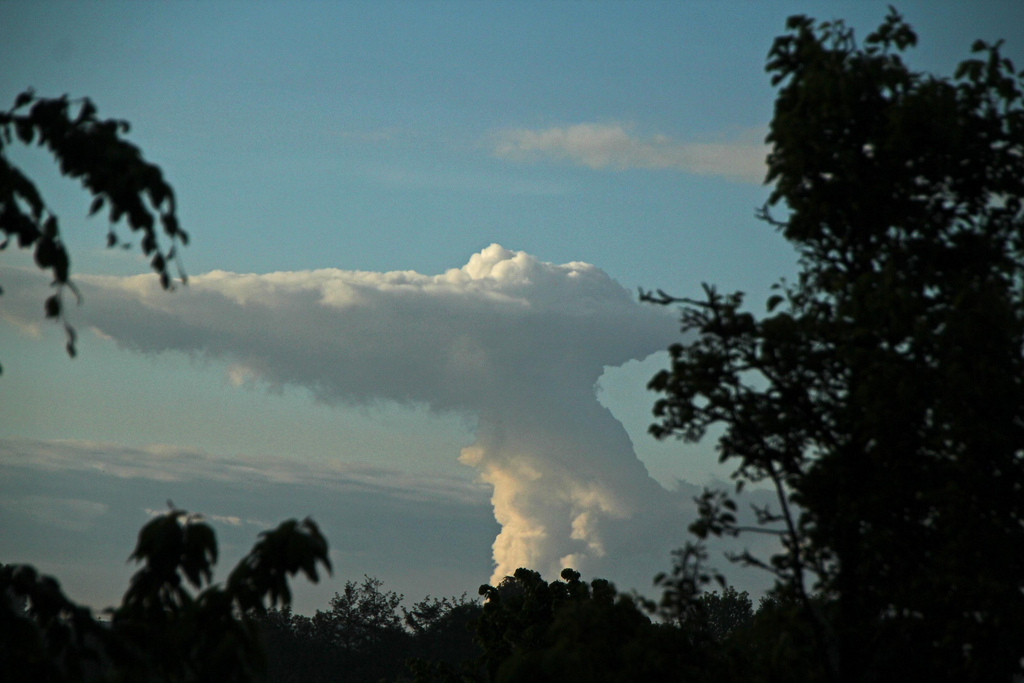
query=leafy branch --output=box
[0,89,187,367]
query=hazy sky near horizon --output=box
[3,1,1022,614]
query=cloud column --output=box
[3,244,683,583]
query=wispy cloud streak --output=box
[1,437,488,506]
[492,123,768,183]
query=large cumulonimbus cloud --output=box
[5,245,687,583]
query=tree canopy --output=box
[647,9,1024,682]
[469,568,704,683]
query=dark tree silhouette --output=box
[646,9,1024,682]
[311,575,405,653]
[696,587,753,643]
[1,507,330,682]
[252,577,480,683]
[467,568,708,683]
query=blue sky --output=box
[3,1,1022,614]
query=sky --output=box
[2,1,1023,615]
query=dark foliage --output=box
[252,576,481,683]
[646,9,1024,682]
[464,568,708,683]
[252,567,813,683]
[696,587,753,643]
[0,507,330,682]
[0,90,187,368]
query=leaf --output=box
[161,213,179,237]
[14,118,34,144]
[44,295,60,319]
[77,99,96,123]
[54,248,69,283]
[767,294,785,312]
[89,196,105,216]
[14,90,33,109]
[34,239,56,268]
[42,216,58,239]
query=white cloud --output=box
[2,246,746,588]
[492,123,769,183]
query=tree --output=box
[646,9,1024,682]
[0,89,187,368]
[696,587,753,643]
[252,577,480,683]
[1,506,330,682]
[403,594,482,681]
[310,575,405,653]
[469,568,707,683]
